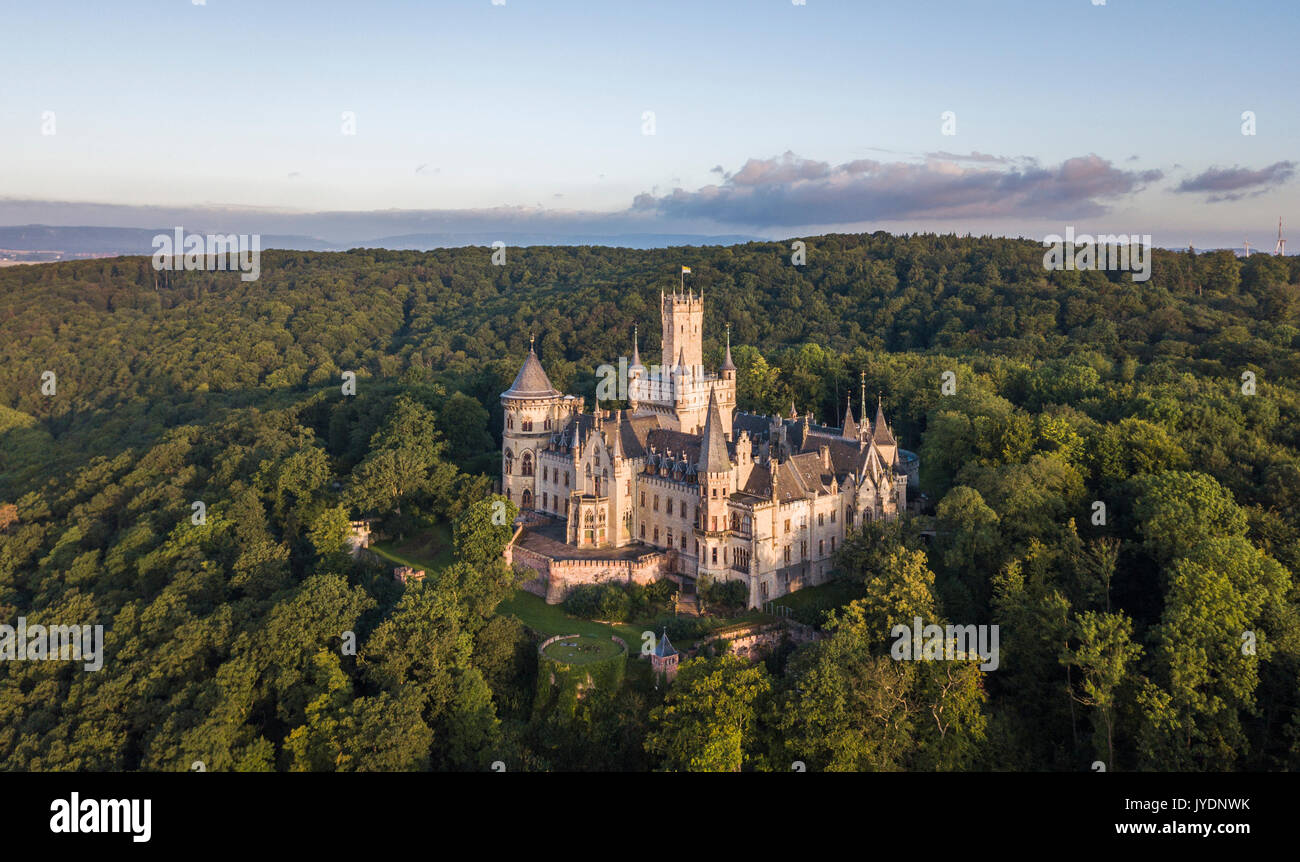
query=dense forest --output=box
[1,233,1298,771]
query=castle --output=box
[501,285,913,609]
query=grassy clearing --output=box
[370,521,456,573]
[541,634,624,665]
[497,589,645,644]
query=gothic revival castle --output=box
[501,287,912,609]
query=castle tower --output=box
[662,289,703,372]
[651,628,679,685]
[501,339,567,511]
[695,389,733,582]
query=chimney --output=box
[820,444,831,470]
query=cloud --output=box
[1175,161,1296,202]
[632,151,1162,227]
[923,150,1013,164]
[0,149,1170,241]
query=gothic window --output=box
[654,495,660,512]
[680,535,687,550]
[641,492,646,507]
[818,539,824,556]
[564,473,569,487]
[522,489,533,509]
[543,466,548,482]
[730,513,740,531]
[653,526,659,543]
[742,516,751,533]
[784,546,791,564]
[640,523,645,538]
[504,450,514,475]
[521,452,534,477]
[543,492,548,508]
[507,416,514,430]
[784,519,791,534]
[666,499,673,515]
[711,548,717,564]
[711,516,717,531]
[831,509,837,523]
[818,512,824,526]
[522,417,533,432]
[666,528,673,547]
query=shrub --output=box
[563,583,631,621]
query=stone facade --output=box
[501,284,914,608]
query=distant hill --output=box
[0,224,761,257]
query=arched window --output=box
[507,415,513,430]
[521,489,533,509]
[504,449,514,475]
[522,417,533,432]
[521,452,534,477]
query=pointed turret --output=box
[698,388,731,473]
[501,342,560,401]
[720,324,736,373]
[842,394,858,440]
[873,396,895,445]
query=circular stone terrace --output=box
[540,634,626,665]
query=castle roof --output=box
[502,348,560,400]
[654,630,677,658]
[873,398,896,445]
[697,389,731,474]
[842,395,858,440]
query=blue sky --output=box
[3,0,1297,247]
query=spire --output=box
[720,323,735,372]
[789,400,798,420]
[610,416,624,458]
[873,394,895,445]
[698,388,731,473]
[631,325,643,370]
[677,346,688,376]
[842,393,858,440]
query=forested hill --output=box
[1,233,1298,771]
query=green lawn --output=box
[370,521,456,573]
[497,589,646,645]
[541,634,624,665]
